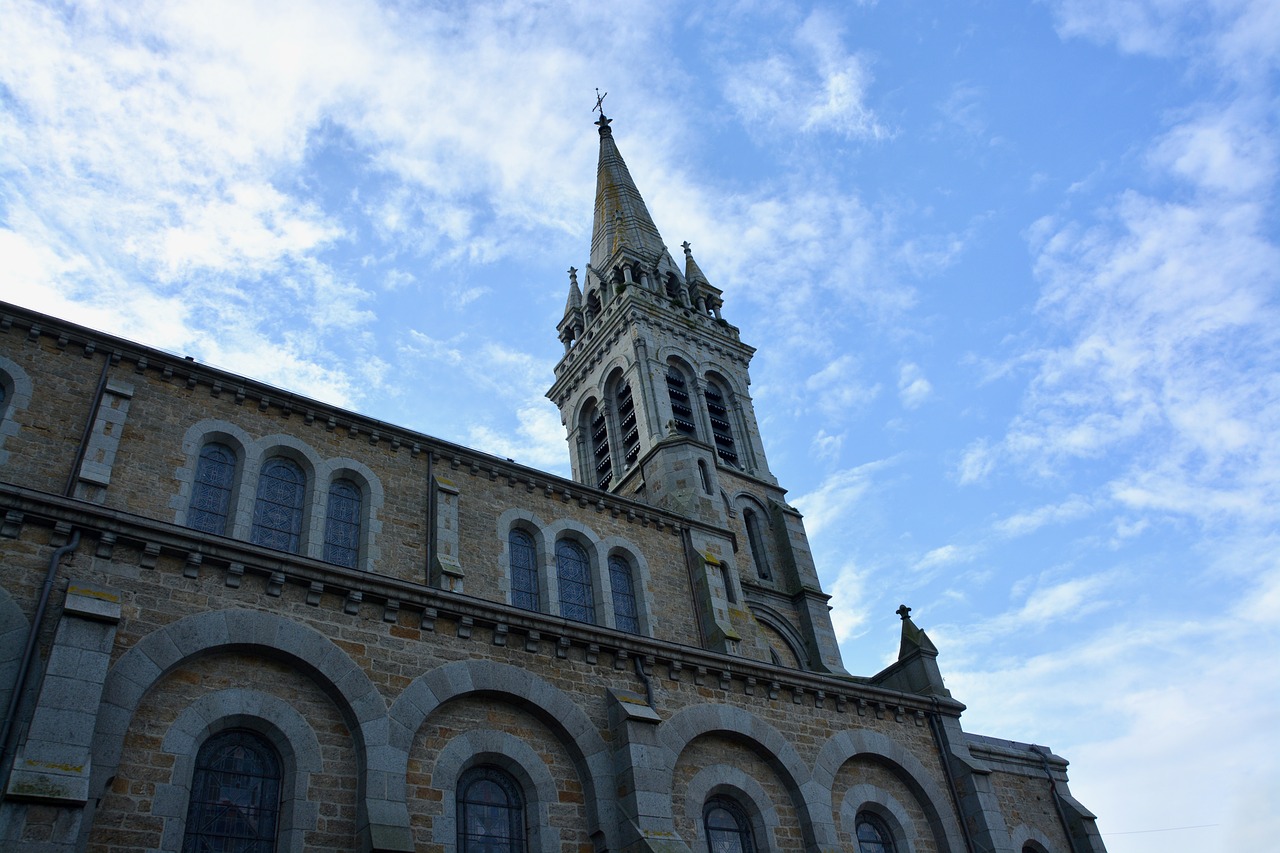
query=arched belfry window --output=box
[509,529,539,612]
[182,729,282,853]
[323,479,362,568]
[743,508,771,580]
[705,380,738,466]
[666,367,697,437]
[251,457,305,553]
[189,443,237,535]
[457,765,525,853]
[704,797,755,853]
[609,554,640,633]
[585,401,613,490]
[856,812,897,853]
[615,382,641,469]
[556,539,595,624]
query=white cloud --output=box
[897,362,933,409]
[791,459,892,537]
[994,495,1095,537]
[721,9,888,141]
[956,438,996,484]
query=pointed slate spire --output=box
[563,266,582,315]
[591,113,667,273]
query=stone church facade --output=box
[0,115,1105,852]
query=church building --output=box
[0,113,1105,852]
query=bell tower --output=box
[547,113,847,673]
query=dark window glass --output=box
[182,730,281,853]
[704,797,754,853]
[509,529,539,612]
[458,765,524,853]
[856,812,897,853]
[188,443,236,535]
[556,540,595,624]
[323,479,362,568]
[609,555,639,633]
[251,457,305,553]
[743,508,771,580]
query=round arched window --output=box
[855,811,897,853]
[704,796,754,853]
[457,765,524,852]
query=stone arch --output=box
[814,728,964,853]
[313,456,385,571]
[599,535,657,635]
[152,689,324,853]
[0,354,34,469]
[388,659,616,850]
[245,433,324,551]
[496,507,548,610]
[839,785,920,853]
[543,517,604,623]
[171,419,254,528]
[658,703,834,847]
[88,609,408,853]
[1010,824,1056,853]
[685,763,780,852]
[749,602,808,670]
[429,728,562,851]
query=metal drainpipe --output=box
[632,654,655,709]
[1032,744,1083,853]
[928,699,978,853]
[0,529,81,792]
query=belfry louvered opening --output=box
[587,402,613,490]
[666,368,697,436]
[705,380,738,466]
[616,382,640,467]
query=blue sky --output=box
[2,2,1277,850]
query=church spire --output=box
[590,113,667,274]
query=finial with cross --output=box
[896,604,912,621]
[594,88,608,116]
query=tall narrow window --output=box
[855,812,897,853]
[615,383,640,468]
[666,368,697,436]
[609,555,640,633]
[188,443,236,535]
[586,402,613,490]
[509,529,539,612]
[323,479,362,568]
[457,765,524,853]
[704,797,754,853]
[556,540,595,624]
[743,508,771,580]
[705,381,738,466]
[183,730,282,853]
[251,457,305,553]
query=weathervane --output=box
[593,88,607,116]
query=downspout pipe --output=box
[0,528,81,791]
[928,699,978,853]
[1032,744,1084,853]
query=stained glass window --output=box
[458,766,524,853]
[704,797,754,853]
[509,529,539,612]
[189,443,236,535]
[556,539,595,624]
[856,812,896,853]
[323,479,362,568]
[182,730,281,853]
[251,457,304,553]
[609,555,639,633]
